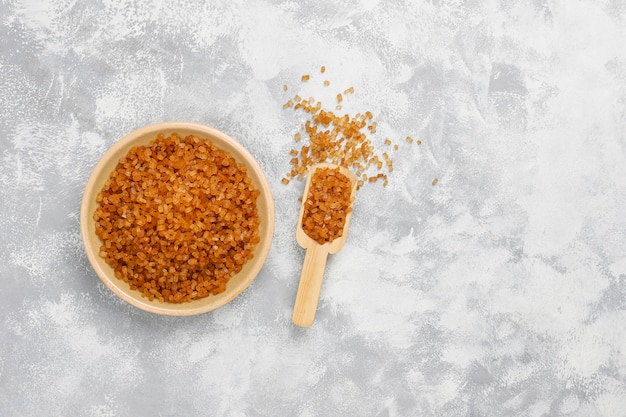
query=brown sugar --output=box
[302,167,352,244]
[93,133,260,303]
[280,69,429,189]
[283,94,391,188]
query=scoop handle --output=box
[292,244,329,327]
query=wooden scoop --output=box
[292,163,358,327]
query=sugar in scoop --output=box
[301,166,353,245]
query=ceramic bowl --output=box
[80,122,274,315]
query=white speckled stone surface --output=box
[2,1,626,416]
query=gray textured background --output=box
[2,1,626,416]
